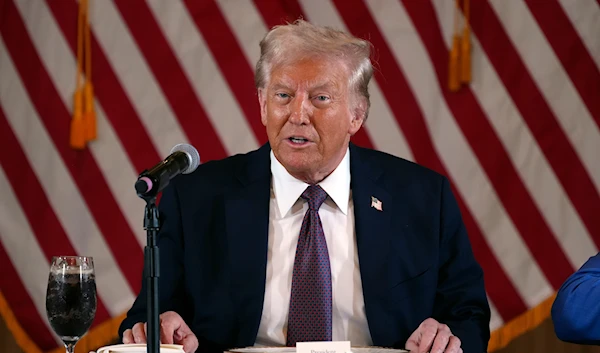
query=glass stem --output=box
[65,343,75,353]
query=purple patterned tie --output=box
[286,185,332,346]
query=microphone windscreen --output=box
[170,143,200,174]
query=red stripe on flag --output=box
[253,0,306,27]
[46,0,162,173]
[470,0,600,250]
[0,240,57,351]
[332,0,527,320]
[280,0,307,23]
[254,0,375,149]
[184,0,268,145]
[0,0,6,24]
[3,0,142,293]
[0,106,111,326]
[332,0,439,171]
[114,0,227,162]
[525,0,600,130]
[403,0,575,289]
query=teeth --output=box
[290,137,307,143]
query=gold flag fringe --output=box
[488,294,557,351]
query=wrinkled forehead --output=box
[269,77,341,93]
[267,56,351,92]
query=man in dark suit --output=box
[551,252,600,344]
[120,20,490,353]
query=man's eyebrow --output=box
[270,83,292,91]
[269,80,339,92]
[310,82,338,92]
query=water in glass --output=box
[46,256,97,353]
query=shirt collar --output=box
[270,148,351,217]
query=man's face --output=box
[258,57,364,182]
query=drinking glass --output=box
[45,256,97,353]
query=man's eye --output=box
[314,95,329,102]
[276,93,290,99]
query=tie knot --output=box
[301,185,328,210]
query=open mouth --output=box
[288,137,309,144]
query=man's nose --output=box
[288,96,311,125]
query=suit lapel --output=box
[225,143,271,344]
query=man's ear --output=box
[349,97,367,136]
[258,88,268,126]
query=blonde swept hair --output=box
[255,19,374,120]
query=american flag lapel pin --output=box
[371,196,383,211]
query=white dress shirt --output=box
[255,148,373,346]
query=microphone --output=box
[135,143,200,198]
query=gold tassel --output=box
[71,0,95,149]
[83,0,96,142]
[70,89,85,150]
[449,36,461,92]
[70,0,86,149]
[460,0,471,83]
[448,0,461,92]
[84,81,96,142]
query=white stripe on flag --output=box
[366,0,553,306]
[558,0,600,71]
[147,0,259,156]
[0,38,135,316]
[14,0,147,247]
[89,0,189,158]
[216,0,265,69]
[489,0,600,192]
[297,0,415,162]
[487,298,504,332]
[431,0,598,270]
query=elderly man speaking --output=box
[119,20,490,353]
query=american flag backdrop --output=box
[0,0,599,352]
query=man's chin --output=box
[278,157,316,177]
[282,161,313,173]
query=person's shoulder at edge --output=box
[351,143,447,187]
[169,144,268,191]
[551,252,600,345]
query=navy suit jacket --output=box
[120,143,490,353]
[552,252,600,344]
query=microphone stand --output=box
[134,144,199,353]
[139,193,160,353]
